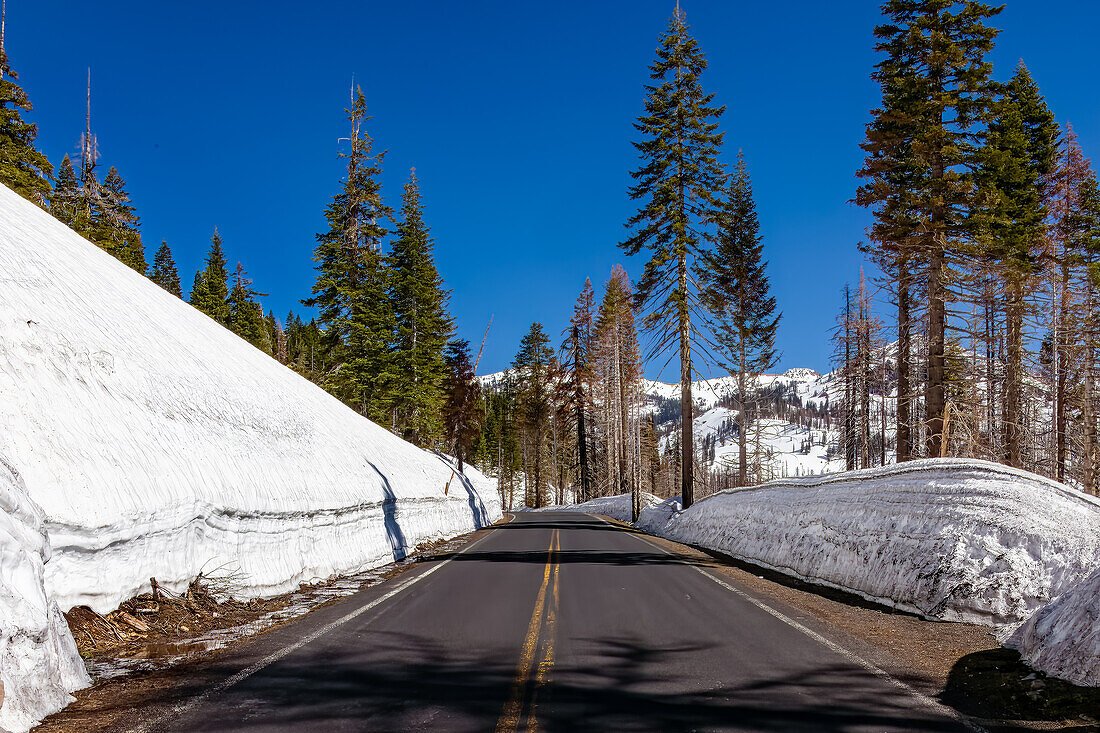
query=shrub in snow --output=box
[649,459,1100,625]
[1008,565,1100,686]
[0,458,89,733]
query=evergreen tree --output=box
[49,154,81,227]
[304,87,395,420]
[389,169,452,445]
[701,152,780,486]
[97,166,146,272]
[856,0,1002,458]
[228,262,271,351]
[150,240,182,297]
[562,278,596,502]
[513,322,555,508]
[621,5,725,508]
[443,339,483,472]
[190,229,230,324]
[0,41,51,204]
[972,61,1058,467]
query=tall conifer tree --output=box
[98,166,146,272]
[972,62,1058,467]
[228,262,271,351]
[49,154,81,228]
[150,240,182,297]
[304,87,395,420]
[621,5,725,508]
[0,32,51,204]
[389,169,452,445]
[191,229,230,324]
[701,152,780,486]
[856,0,1002,458]
[513,323,554,508]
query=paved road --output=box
[137,512,972,732]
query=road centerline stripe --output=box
[496,527,558,733]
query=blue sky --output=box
[11,1,1100,377]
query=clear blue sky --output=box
[10,1,1100,377]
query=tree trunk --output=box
[897,258,912,462]
[679,250,694,508]
[926,242,947,458]
[1003,278,1023,468]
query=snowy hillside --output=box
[1009,565,1100,686]
[636,459,1100,626]
[0,184,501,727]
[479,366,855,480]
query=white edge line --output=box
[589,513,988,733]
[130,521,506,733]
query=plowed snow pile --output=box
[641,459,1100,626]
[534,492,661,522]
[0,459,89,732]
[1008,565,1100,686]
[0,185,500,728]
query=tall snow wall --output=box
[641,459,1100,626]
[0,184,501,726]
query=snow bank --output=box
[538,493,662,523]
[636,496,681,534]
[647,459,1100,625]
[0,457,89,732]
[0,184,501,725]
[1008,565,1100,686]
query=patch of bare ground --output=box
[35,529,486,733]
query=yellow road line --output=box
[526,530,560,733]
[495,529,558,733]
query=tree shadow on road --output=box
[159,631,971,732]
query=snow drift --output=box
[1008,565,1100,686]
[0,184,501,725]
[643,459,1100,625]
[0,458,89,732]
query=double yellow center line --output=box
[496,528,561,733]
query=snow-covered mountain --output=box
[0,184,501,730]
[480,366,855,479]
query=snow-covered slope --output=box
[0,185,501,727]
[1008,565,1100,686]
[643,459,1100,625]
[0,458,89,732]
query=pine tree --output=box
[190,229,230,324]
[972,62,1058,467]
[0,36,51,204]
[150,240,182,297]
[228,262,270,351]
[621,5,725,508]
[97,166,146,272]
[443,339,483,472]
[592,266,643,516]
[563,278,596,502]
[856,0,1002,458]
[513,322,555,508]
[389,169,452,445]
[49,154,81,227]
[304,87,395,420]
[701,152,780,486]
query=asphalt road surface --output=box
[133,512,974,732]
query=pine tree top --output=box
[0,46,52,204]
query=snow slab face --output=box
[1008,565,1100,686]
[649,459,1100,625]
[0,187,500,611]
[533,493,661,523]
[0,458,90,733]
[635,496,682,535]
